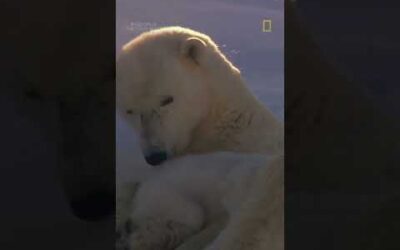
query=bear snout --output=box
[144,151,168,166]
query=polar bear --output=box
[119,153,283,250]
[116,26,284,250]
[116,26,283,166]
[124,152,273,250]
[204,155,283,250]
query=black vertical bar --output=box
[1,0,116,249]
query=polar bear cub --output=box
[125,152,271,250]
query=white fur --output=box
[116,26,284,250]
[205,155,283,250]
[116,26,283,160]
[128,152,271,250]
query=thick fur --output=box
[205,156,283,250]
[116,26,283,160]
[126,153,272,250]
[116,26,284,250]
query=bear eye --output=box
[160,96,174,107]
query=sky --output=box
[116,0,284,183]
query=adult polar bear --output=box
[117,27,283,162]
[116,26,283,250]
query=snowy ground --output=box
[116,0,284,183]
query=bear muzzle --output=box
[144,151,168,166]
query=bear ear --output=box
[180,37,207,65]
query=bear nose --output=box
[144,151,167,166]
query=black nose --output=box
[145,151,167,166]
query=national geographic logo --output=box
[262,19,272,32]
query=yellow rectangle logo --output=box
[263,19,272,32]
